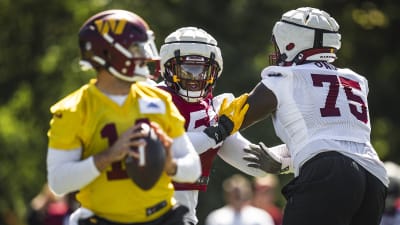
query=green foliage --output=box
[1,0,400,224]
[0,83,47,224]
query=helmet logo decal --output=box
[286,43,295,50]
[94,19,127,35]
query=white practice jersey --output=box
[261,62,388,186]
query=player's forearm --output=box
[218,132,267,177]
[241,82,277,130]
[170,134,201,182]
[269,144,293,173]
[93,148,117,172]
[186,131,218,154]
[47,148,100,195]
[269,144,290,157]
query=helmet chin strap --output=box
[109,66,149,82]
[292,48,337,65]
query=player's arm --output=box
[149,121,201,181]
[47,141,154,195]
[47,132,201,196]
[203,93,249,145]
[185,131,219,154]
[185,93,242,154]
[168,133,201,182]
[214,82,276,133]
[243,143,293,174]
[47,124,149,195]
[241,82,277,130]
[47,147,99,195]
[93,124,150,172]
[217,132,267,177]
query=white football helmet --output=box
[270,7,342,66]
[160,27,222,102]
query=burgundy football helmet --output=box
[78,9,160,82]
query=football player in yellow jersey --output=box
[46,10,202,225]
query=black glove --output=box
[203,115,234,144]
[243,142,282,174]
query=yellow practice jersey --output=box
[47,79,185,223]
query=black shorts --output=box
[281,151,387,225]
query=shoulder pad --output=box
[50,89,85,114]
[261,66,293,78]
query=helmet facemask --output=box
[269,36,287,66]
[160,27,223,103]
[164,53,220,102]
[104,31,161,82]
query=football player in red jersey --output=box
[46,10,202,225]
[222,7,388,225]
[158,27,269,225]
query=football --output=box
[125,123,166,190]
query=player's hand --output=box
[218,93,249,134]
[204,94,249,144]
[149,122,172,151]
[149,122,176,176]
[243,142,282,174]
[94,124,149,172]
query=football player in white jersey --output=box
[158,27,271,225]
[224,7,389,225]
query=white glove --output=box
[69,207,94,225]
[243,142,292,174]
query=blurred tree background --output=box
[0,0,399,224]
